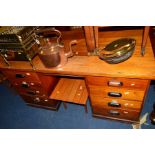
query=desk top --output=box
[1,29,155,79]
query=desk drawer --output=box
[86,76,148,90]
[13,81,47,96]
[15,87,47,97]
[93,106,140,121]
[90,96,142,110]
[88,85,145,101]
[13,81,42,89]
[21,95,60,110]
[3,70,40,83]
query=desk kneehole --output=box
[49,78,88,113]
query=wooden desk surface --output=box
[1,29,155,79]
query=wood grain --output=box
[88,85,145,101]
[84,26,95,52]
[89,96,142,110]
[86,76,149,90]
[92,106,140,121]
[1,29,155,80]
[50,78,88,105]
[141,26,150,50]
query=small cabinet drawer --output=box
[15,87,47,97]
[90,96,142,110]
[93,106,140,121]
[21,95,60,111]
[86,76,149,90]
[3,70,41,83]
[88,85,145,101]
[13,81,48,96]
[13,81,42,89]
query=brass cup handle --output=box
[108,80,123,87]
[65,40,78,58]
[108,101,121,107]
[108,92,122,97]
[109,110,120,116]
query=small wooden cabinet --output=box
[2,70,61,111]
[86,76,150,123]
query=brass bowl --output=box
[98,38,136,64]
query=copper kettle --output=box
[36,27,77,68]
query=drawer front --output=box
[13,81,48,96]
[90,96,142,110]
[3,70,41,83]
[13,81,42,89]
[86,76,149,90]
[93,106,140,121]
[15,87,47,97]
[88,85,145,101]
[21,95,60,109]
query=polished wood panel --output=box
[0,29,155,80]
[37,73,59,96]
[94,26,99,48]
[50,78,88,105]
[86,76,149,90]
[141,26,150,55]
[90,96,142,110]
[84,26,95,52]
[88,85,145,101]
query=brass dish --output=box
[98,38,136,64]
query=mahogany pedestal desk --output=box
[1,29,155,124]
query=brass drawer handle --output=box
[108,92,122,97]
[108,101,121,107]
[109,110,120,116]
[21,81,29,88]
[26,91,36,95]
[108,80,123,87]
[34,97,40,103]
[15,73,25,78]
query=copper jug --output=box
[37,27,77,68]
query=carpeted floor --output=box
[0,81,155,129]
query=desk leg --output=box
[141,26,150,56]
[84,105,88,113]
[63,102,67,109]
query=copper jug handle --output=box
[35,27,62,44]
[65,40,78,58]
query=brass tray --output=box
[98,38,136,64]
